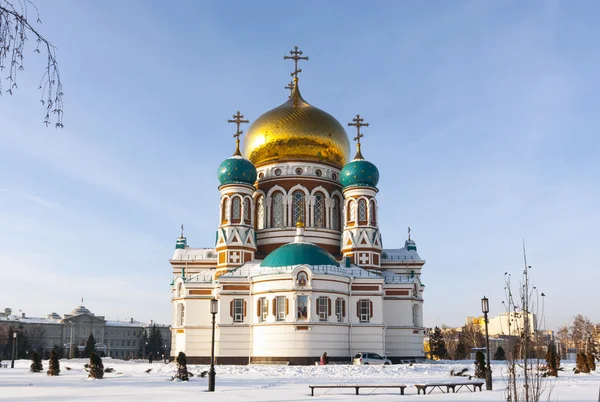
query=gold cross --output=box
[284,46,309,78]
[285,80,294,96]
[348,114,369,144]
[228,111,249,156]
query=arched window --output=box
[243,198,251,223]
[272,192,284,228]
[370,200,377,225]
[358,199,367,222]
[232,197,241,220]
[348,200,356,222]
[293,191,305,225]
[177,303,185,326]
[256,196,265,229]
[314,193,324,228]
[223,198,230,222]
[332,196,340,230]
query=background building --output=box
[0,306,170,359]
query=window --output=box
[292,191,305,225]
[232,299,245,323]
[335,298,345,322]
[413,304,420,327]
[258,297,267,322]
[358,199,367,222]
[332,196,340,230]
[127,340,130,346]
[177,303,185,326]
[272,192,283,228]
[275,296,287,322]
[369,200,377,225]
[232,197,241,220]
[357,299,372,323]
[348,200,356,222]
[317,296,329,322]
[256,196,265,229]
[223,198,230,222]
[314,193,324,228]
[243,198,251,223]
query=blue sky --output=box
[1,0,598,330]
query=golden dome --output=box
[242,81,351,167]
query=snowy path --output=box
[0,358,598,401]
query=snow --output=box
[0,359,598,401]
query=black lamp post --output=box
[208,298,218,392]
[11,331,17,368]
[481,296,492,390]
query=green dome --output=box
[261,242,340,268]
[217,156,257,186]
[340,159,379,189]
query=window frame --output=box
[233,299,244,323]
[358,299,371,323]
[317,296,328,322]
[276,296,286,322]
[259,297,267,322]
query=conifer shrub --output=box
[30,351,43,373]
[88,352,104,379]
[587,353,596,371]
[455,341,467,360]
[493,346,506,360]
[176,352,189,381]
[474,350,486,379]
[47,350,60,376]
[544,341,560,377]
[575,353,590,374]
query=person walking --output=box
[148,352,153,364]
[320,352,328,365]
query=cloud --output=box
[0,188,62,209]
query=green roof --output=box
[217,156,257,186]
[261,242,340,268]
[340,159,379,189]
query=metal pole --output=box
[484,311,493,390]
[11,332,16,368]
[208,311,216,392]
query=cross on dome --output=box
[348,114,369,160]
[180,224,184,238]
[284,46,309,79]
[285,80,294,97]
[227,111,249,156]
[408,226,411,241]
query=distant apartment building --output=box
[466,312,537,337]
[0,305,170,359]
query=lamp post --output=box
[481,296,492,390]
[208,298,218,392]
[11,331,17,368]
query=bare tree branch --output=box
[0,0,63,127]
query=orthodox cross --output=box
[408,226,411,241]
[284,46,309,78]
[181,224,184,237]
[348,114,369,159]
[228,111,249,155]
[348,114,369,144]
[285,80,294,96]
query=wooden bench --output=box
[414,381,484,395]
[309,384,407,396]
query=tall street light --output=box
[208,298,218,392]
[11,331,17,368]
[481,296,493,390]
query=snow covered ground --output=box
[1,358,598,401]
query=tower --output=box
[215,112,258,278]
[340,115,382,269]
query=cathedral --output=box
[170,48,426,364]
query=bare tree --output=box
[569,315,594,352]
[502,243,553,402]
[0,0,63,127]
[27,324,46,354]
[441,326,459,360]
[461,322,484,351]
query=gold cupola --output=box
[242,79,351,168]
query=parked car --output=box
[353,352,391,365]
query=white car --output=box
[353,352,392,365]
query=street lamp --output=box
[69,322,75,359]
[481,296,492,391]
[11,332,17,368]
[208,298,218,392]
